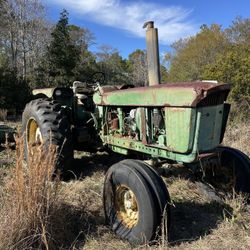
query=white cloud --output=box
[50,0,198,45]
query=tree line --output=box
[0,0,249,113]
[167,18,250,105]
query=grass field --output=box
[0,121,249,250]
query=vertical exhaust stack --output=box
[143,21,161,86]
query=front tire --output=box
[103,159,171,245]
[22,98,73,171]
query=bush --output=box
[0,67,31,112]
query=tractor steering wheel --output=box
[90,71,105,86]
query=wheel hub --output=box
[115,185,139,228]
[27,118,43,144]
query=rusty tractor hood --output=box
[93,82,231,107]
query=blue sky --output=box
[45,0,250,58]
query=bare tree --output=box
[96,45,119,83]
[128,49,148,86]
[0,0,50,80]
[69,24,95,51]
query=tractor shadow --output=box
[48,198,231,249]
[169,200,232,245]
[62,151,125,181]
[47,202,108,249]
[160,165,233,244]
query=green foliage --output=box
[0,66,31,111]
[74,50,98,83]
[169,24,228,82]
[160,65,168,83]
[68,24,98,82]
[203,18,250,105]
[203,45,250,102]
[46,9,80,86]
[96,45,129,85]
[168,17,250,108]
[226,17,250,44]
[32,12,98,88]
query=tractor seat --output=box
[73,81,93,94]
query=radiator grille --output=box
[198,91,229,107]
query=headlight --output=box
[55,89,62,96]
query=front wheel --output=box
[103,159,171,245]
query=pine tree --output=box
[47,9,80,86]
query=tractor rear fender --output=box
[32,88,55,98]
[32,87,74,99]
[32,87,74,105]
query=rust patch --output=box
[110,118,119,130]
[140,108,147,145]
[191,83,231,106]
[99,82,231,107]
[198,152,217,159]
[100,82,230,95]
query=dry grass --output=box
[0,109,7,121]
[0,137,58,249]
[223,122,250,156]
[0,121,249,249]
[52,171,249,250]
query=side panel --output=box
[197,104,224,151]
[165,107,196,153]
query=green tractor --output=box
[22,21,250,245]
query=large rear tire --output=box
[103,159,171,245]
[218,146,250,193]
[22,98,73,171]
[204,146,250,194]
